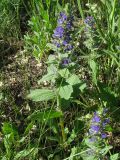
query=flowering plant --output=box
[27,11,87,149]
[80,108,112,160]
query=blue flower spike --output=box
[88,108,110,144]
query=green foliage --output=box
[0,0,22,39]
[59,85,73,100]
[24,0,58,59]
[2,122,19,159]
[27,89,55,101]
[13,148,36,160]
[110,153,119,160]
[0,0,120,159]
[27,110,63,121]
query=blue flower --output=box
[92,112,101,123]
[88,108,110,144]
[66,21,72,29]
[84,16,95,27]
[62,58,70,66]
[102,118,110,127]
[53,40,61,48]
[91,125,100,133]
[53,26,64,38]
[101,133,107,139]
[58,12,67,24]
[62,40,68,46]
[60,12,67,20]
[52,12,74,53]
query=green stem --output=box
[110,0,117,33]
[60,117,66,143]
[57,96,66,146]
[77,0,84,20]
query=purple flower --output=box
[52,11,74,54]
[56,43,61,48]
[88,109,110,152]
[102,118,110,127]
[66,22,72,29]
[84,16,95,27]
[53,26,64,38]
[60,12,67,20]
[91,125,100,132]
[65,35,71,41]
[53,40,61,48]
[58,18,64,25]
[62,40,68,46]
[65,44,73,51]
[92,113,101,123]
[58,12,67,25]
[101,133,107,139]
[62,58,70,66]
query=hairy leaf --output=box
[59,85,73,100]
[27,89,55,101]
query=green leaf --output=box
[4,134,14,152]
[100,146,113,156]
[38,73,55,83]
[47,55,56,64]
[110,153,119,160]
[66,74,81,85]
[47,136,59,142]
[24,122,34,135]
[85,138,97,149]
[105,125,113,132]
[79,83,87,92]
[2,123,13,135]
[2,122,18,137]
[1,156,7,160]
[14,148,35,160]
[27,110,63,121]
[80,148,97,160]
[89,59,98,85]
[59,85,73,100]
[27,89,55,102]
[18,137,26,143]
[69,147,77,160]
[58,69,70,79]
[47,43,58,52]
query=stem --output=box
[57,96,66,146]
[60,117,66,143]
[110,0,117,33]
